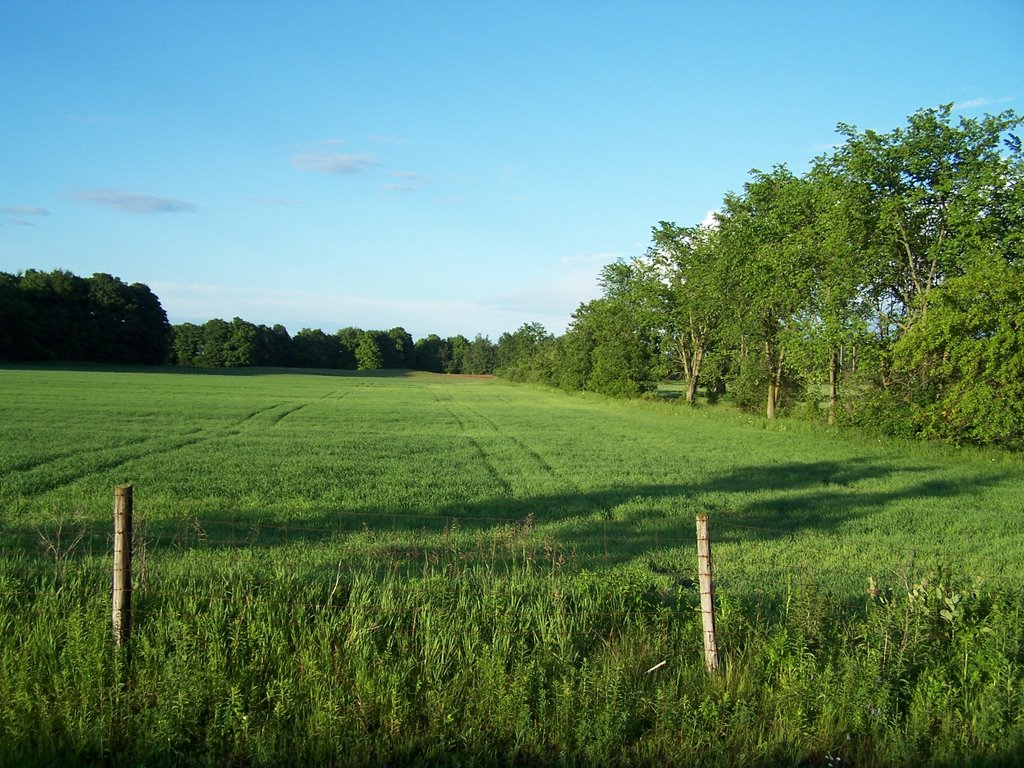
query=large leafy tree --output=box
[1,269,170,364]
[17,269,92,360]
[356,331,385,370]
[385,327,414,368]
[463,335,497,375]
[292,328,342,368]
[831,105,1023,346]
[413,334,449,373]
[774,165,878,423]
[717,167,819,418]
[826,106,1024,440]
[255,324,293,367]
[560,262,660,397]
[0,272,43,360]
[171,323,204,365]
[445,335,471,373]
[335,327,362,369]
[496,322,554,381]
[648,220,738,405]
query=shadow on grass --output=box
[7,458,1010,578]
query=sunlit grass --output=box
[1,366,1023,765]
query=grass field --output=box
[2,366,1023,766]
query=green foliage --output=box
[444,334,470,373]
[385,327,414,368]
[893,256,1024,449]
[558,263,660,397]
[495,322,557,384]
[463,334,497,375]
[355,331,385,370]
[0,269,172,364]
[413,334,449,373]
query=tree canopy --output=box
[0,270,171,365]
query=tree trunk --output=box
[828,347,838,425]
[765,344,783,420]
[685,346,704,405]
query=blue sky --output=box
[2,1,1021,340]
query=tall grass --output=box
[1,366,1023,765]
[2,541,1022,766]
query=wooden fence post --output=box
[696,512,719,673]
[112,484,133,649]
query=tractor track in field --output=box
[459,404,564,484]
[434,399,514,499]
[5,403,306,496]
[4,432,212,496]
[234,403,286,427]
[2,433,158,475]
[269,403,310,426]
[438,397,578,498]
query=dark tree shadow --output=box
[7,458,1009,582]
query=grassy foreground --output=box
[1,366,1023,766]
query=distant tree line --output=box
[0,269,171,364]
[0,268,505,374]
[498,106,1024,450]
[169,319,500,374]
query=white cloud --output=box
[700,209,719,229]
[70,189,198,213]
[290,152,378,175]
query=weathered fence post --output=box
[696,512,719,673]
[112,484,133,649]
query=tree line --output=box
[0,273,503,375]
[501,106,1024,449]
[3,106,1020,449]
[169,319,501,374]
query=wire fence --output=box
[4,486,996,616]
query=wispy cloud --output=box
[1,206,50,216]
[953,96,1014,111]
[291,152,378,175]
[380,171,427,191]
[70,189,198,214]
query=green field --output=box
[2,367,1023,766]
